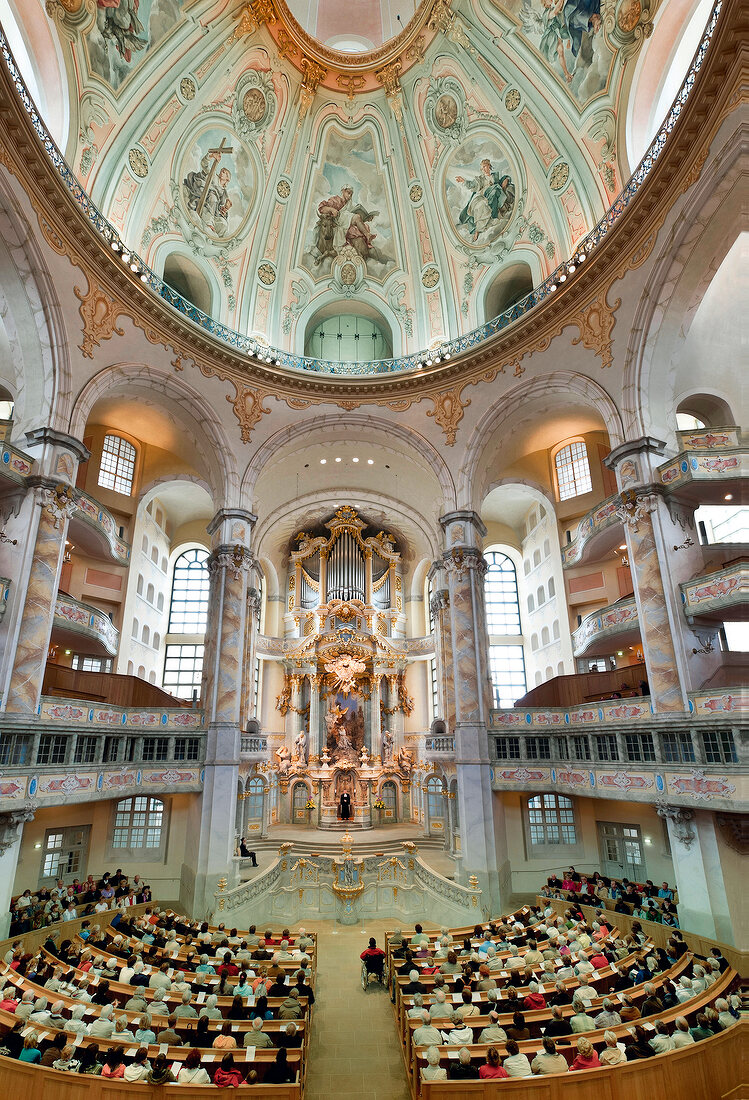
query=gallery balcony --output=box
[0,576,9,621]
[657,426,747,504]
[562,493,624,569]
[680,558,748,624]
[52,593,120,656]
[67,487,131,566]
[572,596,640,657]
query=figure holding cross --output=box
[183,137,234,237]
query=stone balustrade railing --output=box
[424,736,455,754]
[240,735,269,755]
[54,594,120,655]
[572,596,639,657]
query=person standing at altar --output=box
[339,792,351,820]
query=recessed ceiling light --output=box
[352,457,359,463]
[618,544,627,550]
[367,459,374,465]
[724,494,733,501]
[335,457,341,462]
[320,458,326,464]
[121,252,130,263]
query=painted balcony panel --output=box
[53,594,120,656]
[69,488,131,565]
[37,698,204,728]
[0,764,203,811]
[572,596,639,656]
[0,441,33,483]
[562,494,623,568]
[681,560,748,622]
[491,688,748,729]
[675,427,742,450]
[658,446,748,502]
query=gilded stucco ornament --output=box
[426,385,471,446]
[571,290,621,368]
[424,77,466,142]
[74,280,125,359]
[232,70,276,138]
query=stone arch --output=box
[458,372,624,510]
[69,363,239,508]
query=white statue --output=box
[275,745,292,776]
[382,729,394,763]
[294,728,307,762]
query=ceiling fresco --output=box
[42,0,661,357]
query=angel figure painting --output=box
[512,0,614,103]
[445,138,518,249]
[302,129,396,280]
[86,0,182,91]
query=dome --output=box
[3,0,715,374]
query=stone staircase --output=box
[244,829,450,861]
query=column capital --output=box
[439,510,487,548]
[24,428,90,481]
[604,437,668,490]
[656,802,696,847]
[443,546,487,579]
[207,508,257,543]
[208,543,254,580]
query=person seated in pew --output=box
[448,1046,479,1080]
[199,993,224,1020]
[214,1051,245,1088]
[407,993,424,1019]
[649,1019,676,1052]
[442,1011,473,1045]
[264,1047,295,1084]
[429,989,453,1021]
[641,982,664,1017]
[413,1009,442,1048]
[599,1029,627,1065]
[279,1022,303,1049]
[574,975,597,1006]
[113,1013,136,1042]
[278,988,303,1020]
[177,1048,211,1085]
[403,968,426,995]
[173,989,199,1019]
[250,995,273,1021]
[440,950,461,975]
[571,1035,601,1071]
[671,1016,696,1047]
[543,1004,573,1038]
[243,1016,275,1048]
[477,1010,507,1044]
[503,1039,532,1078]
[156,1014,184,1046]
[213,1021,237,1049]
[594,998,622,1028]
[476,964,496,991]
[524,981,546,1011]
[625,1024,656,1059]
[456,988,479,1019]
[421,1045,447,1082]
[123,1047,151,1082]
[570,998,597,1033]
[531,1036,569,1075]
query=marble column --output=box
[239,584,262,725]
[439,511,501,911]
[387,673,405,748]
[428,561,455,729]
[3,430,89,714]
[289,674,303,741]
[656,805,738,945]
[369,673,382,758]
[194,508,256,914]
[606,440,690,712]
[308,674,322,760]
[0,806,35,938]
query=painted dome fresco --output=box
[11,0,711,367]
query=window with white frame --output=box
[112,796,164,850]
[554,441,593,501]
[163,548,209,700]
[163,643,204,700]
[98,434,136,495]
[427,574,439,719]
[527,793,577,845]
[485,550,527,708]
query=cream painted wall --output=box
[13,794,198,902]
[495,790,675,894]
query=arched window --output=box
[536,585,545,606]
[541,626,550,647]
[136,575,144,596]
[548,577,555,598]
[292,782,310,822]
[112,796,164,851]
[554,441,592,501]
[485,552,522,634]
[553,619,560,640]
[543,538,550,558]
[131,617,139,639]
[533,549,541,567]
[146,582,154,604]
[527,794,576,845]
[527,594,535,614]
[557,661,565,675]
[523,559,531,576]
[98,434,136,495]
[426,776,445,827]
[531,633,539,651]
[485,550,527,708]
[245,777,265,821]
[153,632,161,650]
[141,535,149,554]
[141,625,150,645]
[168,549,210,633]
[151,547,159,563]
[163,548,210,701]
[381,780,397,820]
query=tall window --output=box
[98,434,136,495]
[168,549,209,632]
[163,548,209,700]
[554,441,592,501]
[427,575,439,719]
[527,794,576,845]
[485,552,522,633]
[112,796,164,850]
[485,551,526,707]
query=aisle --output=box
[303,918,412,1100]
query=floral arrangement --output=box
[373,799,386,810]
[305,798,315,810]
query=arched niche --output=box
[676,394,735,429]
[483,261,534,324]
[303,301,393,362]
[162,252,214,315]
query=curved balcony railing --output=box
[681,560,748,621]
[491,688,747,729]
[572,596,639,657]
[0,441,33,482]
[70,488,131,565]
[658,445,747,491]
[562,493,623,568]
[0,2,723,377]
[0,577,9,621]
[53,595,120,655]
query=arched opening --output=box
[676,394,735,429]
[162,253,213,315]
[380,780,397,822]
[292,781,311,823]
[425,776,446,838]
[304,303,393,362]
[483,261,534,323]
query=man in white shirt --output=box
[477,1011,507,1044]
[413,1011,442,1048]
[503,1040,532,1077]
[429,990,452,1020]
[442,1012,473,1045]
[594,999,622,1028]
[573,976,597,1005]
[649,1020,676,1053]
[671,1017,696,1047]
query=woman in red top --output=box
[479,1048,509,1080]
[101,1048,125,1078]
[214,1052,245,1088]
[570,1037,602,1071]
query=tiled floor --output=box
[301,917,414,1100]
